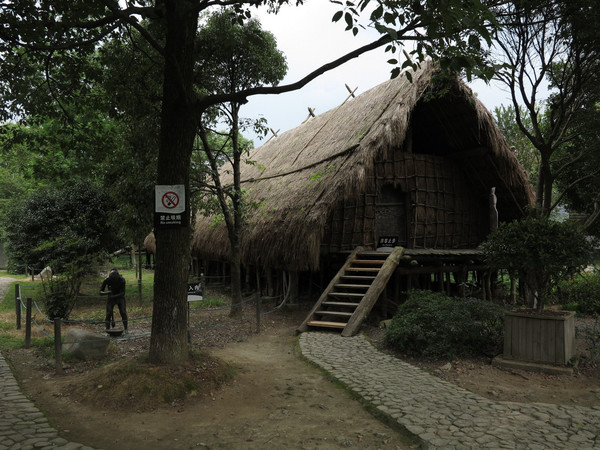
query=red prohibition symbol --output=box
[161,191,179,209]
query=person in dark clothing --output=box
[100,268,128,332]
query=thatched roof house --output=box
[192,62,534,274]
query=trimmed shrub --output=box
[557,272,600,316]
[384,290,505,359]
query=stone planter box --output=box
[503,310,575,365]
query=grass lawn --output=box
[0,268,228,351]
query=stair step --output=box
[351,259,385,265]
[306,320,347,329]
[346,267,381,272]
[358,252,391,258]
[340,275,377,280]
[322,301,359,308]
[316,310,353,317]
[329,292,364,298]
[334,284,370,289]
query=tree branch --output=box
[550,167,600,211]
[195,33,393,111]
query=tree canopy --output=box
[491,0,600,219]
[195,9,288,317]
[0,0,510,364]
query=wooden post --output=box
[266,269,274,298]
[457,267,467,298]
[342,247,404,337]
[510,273,518,304]
[289,271,299,304]
[484,270,492,301]
[478,271,487,301]
[138,243,143,307]
[15,284,21,330]
[256,267,262,333]
[54,319,64,375]
[25,298,32,348]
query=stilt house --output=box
[192,62,534,335]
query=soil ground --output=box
[2,277,600,449]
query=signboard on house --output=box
[377,236,399,250]
[154,185,188,228]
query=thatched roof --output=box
[143,232,156,255]
[192,62,534,271]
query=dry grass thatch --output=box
[143,232,156,255]
[192,61,534,272]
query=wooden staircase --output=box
[297,246,404,337]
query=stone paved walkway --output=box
[2,327,600,449]
[0,353,94,450]
[299,331,600,449]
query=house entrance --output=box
[375,185,408,248]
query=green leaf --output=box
[344,12,353,30]
[370,5,383,21]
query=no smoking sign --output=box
[155,185,185,213]
[161,191,179,209]
[155,185,187,228]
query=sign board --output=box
[155,185,187,228]
[187,282,203,302]
[377,236,399,249]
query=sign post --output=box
[187,282,203,344]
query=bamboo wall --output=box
[322,152,488,253]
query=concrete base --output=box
[492,355,573,375]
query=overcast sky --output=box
[238,2,514,146]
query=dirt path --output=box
[0,276,14,300]
[10,324,413,449]
[3,275,599,448]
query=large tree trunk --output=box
[149,1,198,364]
[229,105,243,317]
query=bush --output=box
[41,253,105,319]
[384,290,505,359]
[482,216,592,310]
[580,318,600,364]
[557,272,600,316]
[5,180,117,274]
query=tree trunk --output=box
[229,105,243,317]
[229,236,243,317]
[149,2,198,365]
[536,150,553,217]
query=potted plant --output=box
[482,216,592,365]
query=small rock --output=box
[63,328,110,360]
[440,363,452,371]
[335,435,353,447]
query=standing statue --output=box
[100,268,128,333]
[489,187,498,232]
